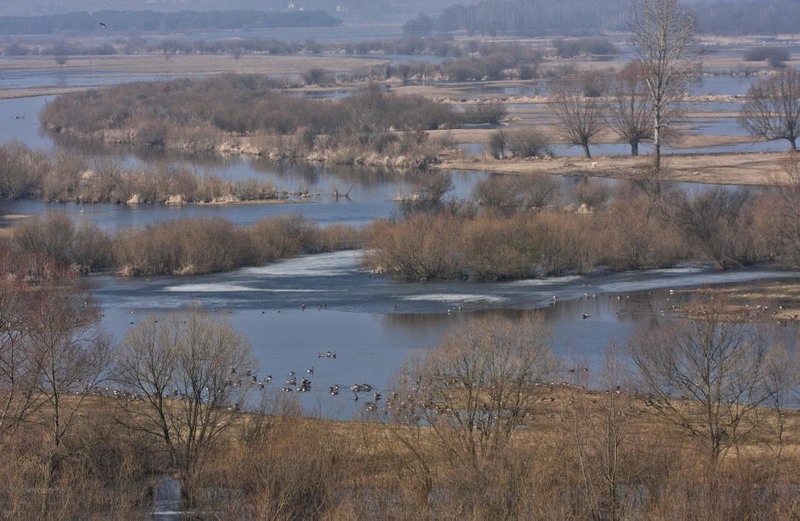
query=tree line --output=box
[0,10,342,35]
[407,0,800,37]
[518,64,800,161]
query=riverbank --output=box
[438,150,790,186]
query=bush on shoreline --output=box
[364,179,783,281]
[9,213,360,278]
[7,172,794,281]
[0,142,281,205]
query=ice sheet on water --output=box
[163,284,321,293]
[509,275,584,286]
[402,293,507,304]
[242,250,363,277]
[163,283,261,293]
[597,270,796,294]
[644,266,705,275]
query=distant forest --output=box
[0,10,342,35]
[408,0,800,37]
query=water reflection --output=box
[94,251,800,420]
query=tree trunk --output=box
[630,139,639,156]
[790,137,797,151]
[582,141,592,159]
[653,112,662,171]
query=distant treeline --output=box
[0,9,342,35]
[409,0,800,37]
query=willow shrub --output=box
[113,217,256,276]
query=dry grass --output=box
[678,282,800,322]
[439,151,789,186]
[0,53,386,76]
[0,53,388,99]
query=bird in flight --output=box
[98,22,107,29]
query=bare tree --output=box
[560,345,636,521]
[389,314,553,516]
[551,76,606,159]
[770,152,800,266]
[0,271,37,437]
[25,280,111,451]
[670,187,752,269]
[607,62,653,156]
[758,343,798,466]
[629,296,774,464]
[739,70,800,151]
[348,82,389,144]
[0,141,48,199]
[398,170,455,216]
[488,129,509,159]
[21,275,113,518]
[53,48,68,68]
[630,0,699,170]
[115,307,257,506]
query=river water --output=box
[91,251,799,419]
[1,60,798,420]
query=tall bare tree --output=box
[607,62,654,156]
[25,279,112,453]
[388,314,553,516]
[20,275,113,518]
[560,345,636,521]
[115,307,256,507]
[630,0,698,170]
[739,70,800,151]
[770,153,800,266]
[629,296,774,464]
[0,267,37,437]
[551,76,606,159]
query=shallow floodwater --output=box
[0,73,778,160]
[3,56,798,420]
[93,250,800,420]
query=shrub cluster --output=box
[39,77,488,165]
[112,215,360,277]
[0,142,279,205]
[11,213,360,277]
[0,141,49,199]
[487,128,552,159]
[443,45,542,81]
[551,37,618,59]
[364,178,785,281]
[40,76,473,141]
[743,46,791,68]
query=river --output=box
[1,57,798,420]
[91,251,799,419]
